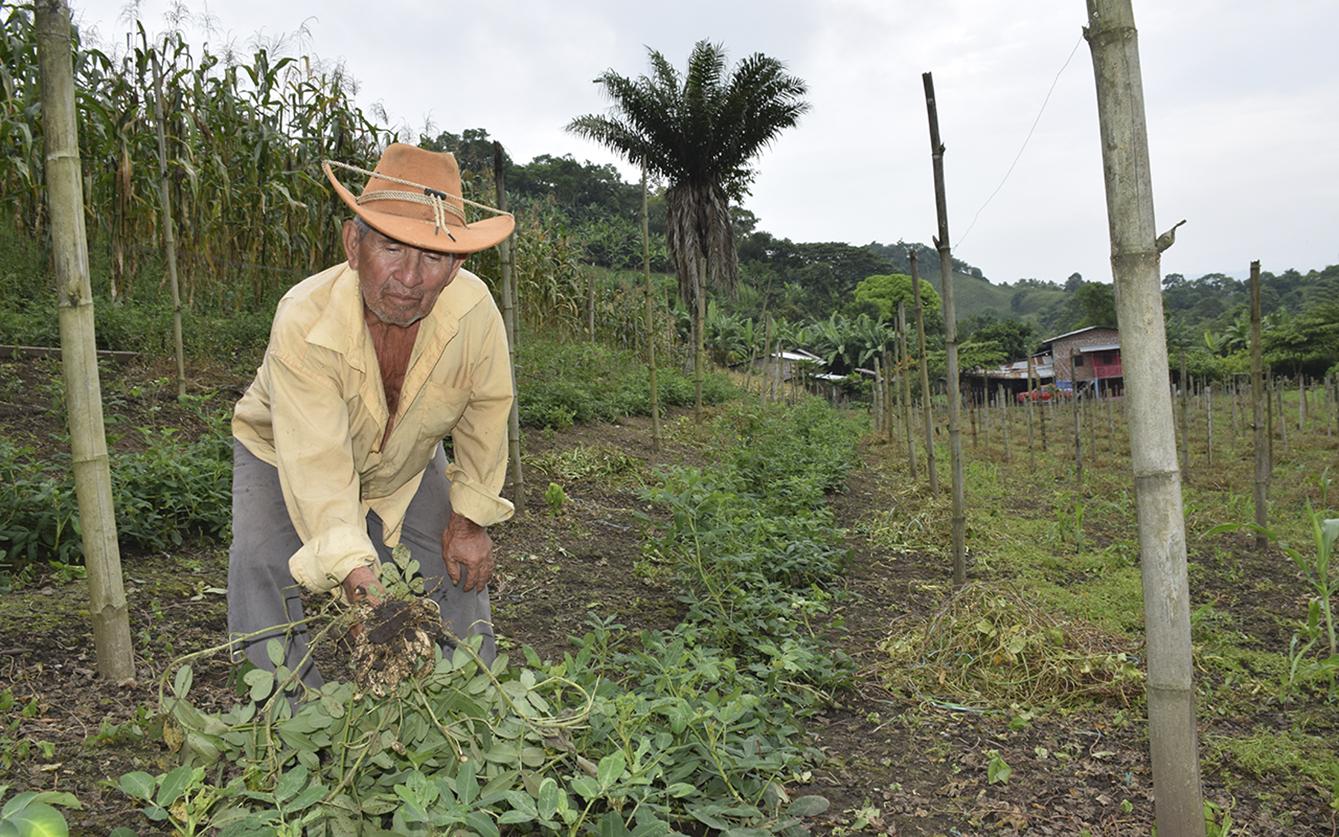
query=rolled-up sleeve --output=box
[446,302,516,527]
[265,350,378,592]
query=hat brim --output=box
[324,161,515,255]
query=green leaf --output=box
[570,776,600,801]
[597,750,626,790]
[266,639,286,668]
[664,782,696,799]
[274,764,308,804]
[537,777,561,820]
[244,668,274,703]
[455,759,479,805]
[2,801,68,837]
[987,750,1013,784]
[107,829,138,837]
[172,665,193,699]
[18,793,80,812]
[786,795,829,816]
[117,772,157,802]
[155,765,196,807]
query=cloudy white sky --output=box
[73,0,1339,285]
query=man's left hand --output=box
[442,512,494,593]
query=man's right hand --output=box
[342,564,385,618]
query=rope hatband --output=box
[325,159,512,238]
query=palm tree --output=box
[569,41,808,417]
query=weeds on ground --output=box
[878,582,1143,709]
[527,443,642,484]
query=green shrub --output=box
[517,338,734,429]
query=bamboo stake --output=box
[493,143,525,512]
[1000,386,1012,464]
[1071,350,1083,490]
[1205,383,1214,468]
[883,349,895,440]
[873,356,885,435]
[1085,3,1205,831]
[912,251,939,494]
[1277,378,1290,456]
[1298,376,1307,433]
[150,51,186,399]
[1026,356,1037,467]
[1250,261,1267,549]
[37,0,136,682]
[641,170,662,451]
[1179,351,1190,482]
[922,71,966,586]
[898,303,918,477]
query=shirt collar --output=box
[305,261,490,369]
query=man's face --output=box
[343,219,464,327]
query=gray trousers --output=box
[227,439,495,688]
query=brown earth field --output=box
[2,356,1337,835]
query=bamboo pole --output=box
[883,349,895,440]
[1071,350,1084,491]
[1000,386,1012,464]
[694,263,706,420]
[1179,351,1190,482]
[1085,2,1205,832]
[641,170,662,451]
[151,51,187,399]
[1298,376,1307,432]
[922,72,966,586]
[1205,383,1214,468]
[873,356,885,435]
[37,0,135,682]
[1250,261,1267,547]
[912,251,939,494]
[1277,378,1290,456]
[492,143,525,512]
[898,303,918,477]
[1026,356,1037,467]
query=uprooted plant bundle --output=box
[878,582,1144,708]
[117,401,862,836]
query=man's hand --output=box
[342,564,385,606]
[442,512,493,593]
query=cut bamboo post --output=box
[150,51,186,399]
[1000,386,1012,464]
[922,71,966,586]
[911,250,939,494]
[873,356,885,435]
[1277,378,1290,456]
[898,303,918,477]
[493,143,525,511]
[1298,376,1306,433]
[1026,355,1037,467]
[1250,261,1267,548]
[1205,383,1214,468]
[640,169,662,451]
[37,0,136,682]
[1085,1,1205,831]
[1071,350,1083,491]
[1179,351,1190,482]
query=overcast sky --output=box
[73,0,1339,285]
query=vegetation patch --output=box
[1204,727,1339,808]
[117,396,859,834]
[516,339,733,430]
[877,582,1144,709]
[526,443,643,484]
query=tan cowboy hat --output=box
[323,143,514,254]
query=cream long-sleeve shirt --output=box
[232,262,514,593]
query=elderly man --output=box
[228,143,515,687]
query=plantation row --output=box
[112,398,862,834]
[0,341,731,576]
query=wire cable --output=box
[955,35,1084,250]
